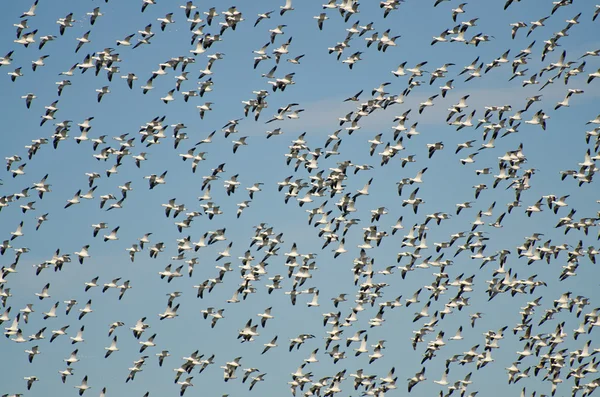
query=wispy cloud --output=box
[290,73,600,137]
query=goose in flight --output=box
[402,188,424,214]
[146,171,168,189]
[280,0,294,16]
[156,350,170,367]
[452,3,467,22]
[84,276,98,292]
[178,377,194,396]
[431,30,449,46]
[64,190,82,209]
[21,93,36,109]
[158,13,175,31]
[587,68,600,84]
[96,86,110,103]
[527,16,550,37]
[407,367,426,392]
[25,345,40,363]
[78,300,93,320]
[35,283,51,300]
[103,227,120,242]
[24,375,38,390]
[76,54,94,73]
[87,7,103,25]
[161,89,175,104]
[255,10,274,27]
[269,25,286,43]
[116,34,135,46]
[203,7,218,25]
[17,195,34,213]
[262,336,278,354]
[378,30,400,52]
[36,34,55,51]
[75,31,91,53]
[50,325,69,343]
[460,153,478,164]
[8,67,23,82]
[197,102,213,119]
[130,318,149,339]
[58,367,74,384]
[524,110,547,130]
[427,142,444,158]
[140,77,155,94]
[102,278,122,293]
[141,0,156,12]
[0,50,14,67]
[104,336,118,358]
[419,95,438,114]
[522,73,538,87]
[21,0,38,18]
[10,221,24,240]
[287,54,305,65]
[14,29,37,47]
[63,300,77,316]
[249,373,266,391]
[70,326,85,344]
[31,55,49,71]
[180,1,197,18]
[314,13,328,30]
[139,333,156,352]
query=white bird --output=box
[78,299,93,320]
[157,13,175,31]
[25,345,40,362]
[280,0,294,16]
[434,370,449,386]
[84,277,99,292]
[255,10,274,27]
[161,89,175,104]
[96,86,110,103]
[75,31,91,53]
[74,375,90,395]
[102,278,122,293]
[460,153,478,164]
[450,326,464,340]
[59,367,74,383]
[452,3,467,21]
[35,283,51,300]
[307,290,320,307]
[87,7,103,25]
[314,13,328,30]
[115,33,135,47]
[139,333,157,352]
[103,227,120,242]
[10,221,24,240]
[24,375,39,390]
[156,350,170,366]
[104,336,118,358]
[21,0,38,18]
[31,54,49,72]
[70,326,85,344]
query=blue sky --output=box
[1,0,600,396]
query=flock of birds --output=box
[2,0,600,396]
